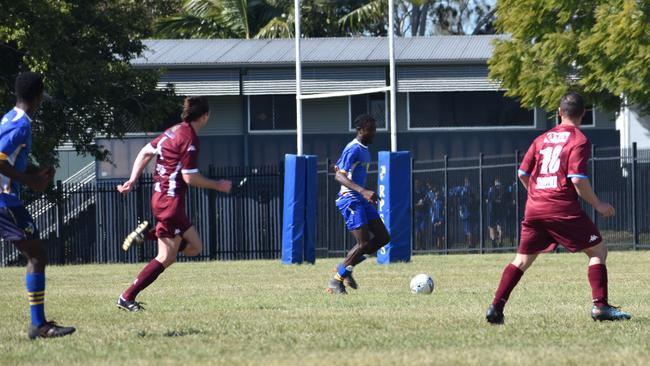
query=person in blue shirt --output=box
[326,114,390,294]
[413,178,430,250]
[449,177,474,247]
[427,183,445,250]
[0,72,75,339]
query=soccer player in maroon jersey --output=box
[486,92,631,324]
[115,96,232,312]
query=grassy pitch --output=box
[1,252,649,366]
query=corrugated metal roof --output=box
[132,35,507,68]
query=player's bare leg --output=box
[180,226,203,256]
[486,253,537,324]
[14,239,76,339]
[118,236,181,311]
[328,219,390,294]
[583,243,631,321]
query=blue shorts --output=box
[0,205,40,242]
[335,193,380,231]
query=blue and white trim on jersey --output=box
[567,173,589,179]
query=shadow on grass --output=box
[137,328,204,338]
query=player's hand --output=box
[117,180,135,194]
[595,201,615,218]
[216,179,232,193]
[28,174,49,192]
[361,189,378,204]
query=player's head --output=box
[15,72,45,107]
[559,92,585,125]
[354,114,376,145]
[182,96,210,127]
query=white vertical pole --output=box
[294,0,303,156]
[388,0,397,152]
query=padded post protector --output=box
[376,151,412,264]
[281,154,317,264]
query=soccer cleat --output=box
[116,296,145,312]
[591,305,631,321]
[326,278,347,295]
[122,221,150,251]
[28,321,76,339]
[486,304,505,325]
[344,273,358,290]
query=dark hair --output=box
[181,96,210,122]
[15,72,44,102]
[560,92,585,120]
[353,114,376,130]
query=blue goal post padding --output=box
[281,154,317,264]
[376,151,412,264]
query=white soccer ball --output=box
[410,273,434,294]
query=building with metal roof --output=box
[97,36,619,178]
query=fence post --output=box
[443,155,449,255]
[478,153,484,254]
[325,158,330,258]
[632,143,638,250]
[208,164,218,260]
[514,150,520,247]
[591,145,597,224]
[55,180,65,264]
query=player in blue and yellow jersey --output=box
[0,72,75,339]
[326,114,390,294]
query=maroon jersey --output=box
[519,124,590,220]
[149,122,199,198]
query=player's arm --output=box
[334,170,377,204]
[571,177,615,218]
[182,172,232,193]
[117,143,156,194]
[517,143,536,190]
[0,160,49,192]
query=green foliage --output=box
[0,253,647,365]
[489,0,650,114]
[0,0,180,166]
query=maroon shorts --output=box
[518,211,602,254]
[151,192,192,238]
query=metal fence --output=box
[1,145,649,266]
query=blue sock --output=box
[26,273,46,327]
[336,263,353,280]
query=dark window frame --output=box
[348,93,389,132]
[248,95,297,133]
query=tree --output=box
[488,0,650,114]
[339,0,496,37]
[0,0,179,166]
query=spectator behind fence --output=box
[427,183,445,249]
[486,177,507,247]
[450,177,475,247]
[414,179,430,250]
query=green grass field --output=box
[1,252,649,366]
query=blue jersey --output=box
[335,138,371,198]
[0,107,33,207]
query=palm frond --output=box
[255,16,293,38]
[338,0,386,34]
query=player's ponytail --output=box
[182,96,210,122]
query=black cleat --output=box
[344,273,358,290]
[28,321,76,339]
[486,304,504,325]
[122,221,150,251]
[116,296,145,312]
[591,305,631,321]
[326,278,347,295]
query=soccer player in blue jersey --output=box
[0,72,75,338]
[326,114,390,294]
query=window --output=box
[408,91,534,128]
[349,93,388,130]
[249,95,297,131]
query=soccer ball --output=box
[410,273,434,294]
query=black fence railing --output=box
[1,145,649,266]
